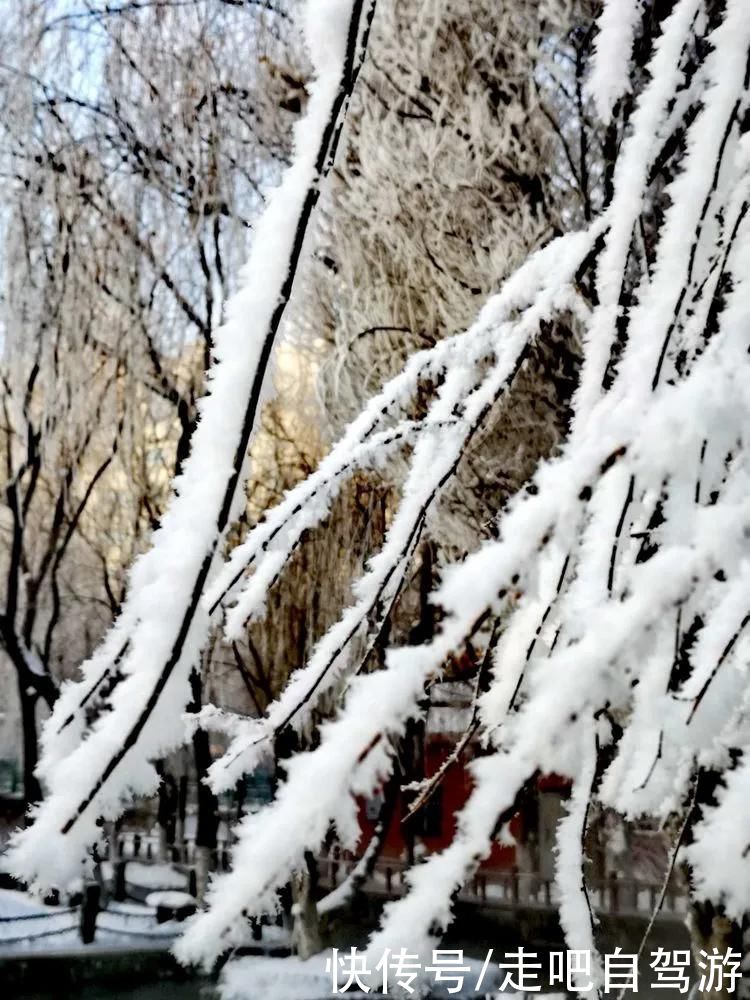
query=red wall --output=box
[357,735,519,871]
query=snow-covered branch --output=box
[178,0,750,966]
[8,0,377,890]
[9,0,750,980]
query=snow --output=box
[221,955,340,1000]
[99,859,188,892]
[585,0,642,123]
[121,862,188,891]
[0,888,53,918]
[425,705,472,736]
[219,953,516,1000]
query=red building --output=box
[357,681,570,878]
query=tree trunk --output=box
[176,771,188,849]
[193,844,213,903]
[18,680,41,809]
[291,852,322,959]
[189,669,219,902]
[401,716,424,867]
[401,541,434,863]
[3,626,58,810]
[156,761,178,862]
[157,824,169,864]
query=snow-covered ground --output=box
[0,888,49,918]
[0,890,546,998]
[100,859,189,891]
[220,954,541,1000]
[0,887,180,955]
[0,885,291,962]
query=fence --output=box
[3,830,684,942]
[102,834,689,920]
[317,855,688,921]
[103,831,231,872]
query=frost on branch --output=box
[181,0,750,966]
[300,0,591,556]
[7,0,377,890]
[10,0,750,980]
